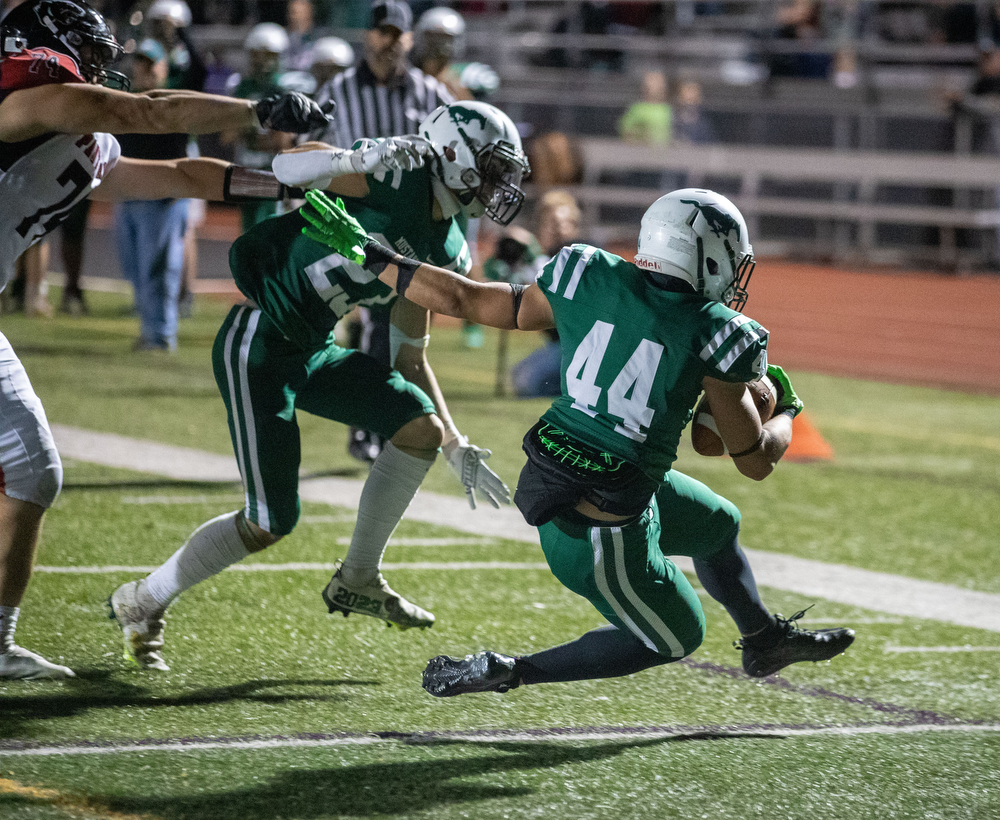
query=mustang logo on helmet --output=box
[680,200,742,240]
[419,101,530,225]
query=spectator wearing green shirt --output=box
[619,69,671,146]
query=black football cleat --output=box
[736,609,855,678]
[422,650,521,697]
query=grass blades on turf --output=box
[1,463,998,820]
[0,288,998,820]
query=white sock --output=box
[341,441,433,584]
[145,511,252,607]
[0,606,19,650]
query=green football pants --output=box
[539,469,742,659]
[212,305,435,535]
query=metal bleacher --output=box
[190,0,1000,270]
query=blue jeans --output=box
[114,199,189,349]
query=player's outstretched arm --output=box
[300,191,554,330]
[92,157,230,202]
[272,136,434,190]
[0,84,331,144]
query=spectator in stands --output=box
[873,2,941,44]
[672,77,715,145]
[957,46,1000,267]
[768,0,833,80]
[285,0,319,72]
[485,190,585,398]
[619,69,671,146]
[312,0,453,464]
[221,23,295,233]
[113,39,190,352]
[536,1,625,72]
[527,131,585,187]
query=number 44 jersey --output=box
[537,244,769,482]
[0,48,121,291]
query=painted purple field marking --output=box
[678,658,963,726]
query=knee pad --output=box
[31,458,63,509]
[0,423,63,509]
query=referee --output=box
[313,0,454,464]
[313,0,452,148]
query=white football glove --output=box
[443,435,510,510]
[272,136,433,188]
[334,135,434,176]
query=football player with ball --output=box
[302,186,856,694]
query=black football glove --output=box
[255,93,335,133]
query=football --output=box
[690,375,779,457]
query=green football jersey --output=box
[229,163,471,350]
[538,244,769,480]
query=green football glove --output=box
[300,190,367,264]
[766,364,804,418]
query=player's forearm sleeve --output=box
[272,149,343,187]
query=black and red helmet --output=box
[1,0,128,90]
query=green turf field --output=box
[1,289,997,820]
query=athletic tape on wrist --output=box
[362,239,420,296]
[224,165,301,202]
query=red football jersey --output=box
[0,47,119,291]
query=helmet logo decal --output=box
[680,199,742,240]
[449,105,490,130]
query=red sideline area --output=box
[88,204,999,396]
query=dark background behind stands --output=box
[86,0,1000,270]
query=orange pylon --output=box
[784,412,834,462]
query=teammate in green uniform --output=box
[301,185,856,691]
[109,101,528,671]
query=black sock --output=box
[693,536,774,638]
[518,625,671,684]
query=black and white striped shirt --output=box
[313,60,453,147]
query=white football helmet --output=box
[146,0,191,27]
[634,188,755,311]
[413,7,465,64]
[419,101,530,225]
[309,36,355,68]
[244,22,289,54]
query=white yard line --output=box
[884,646,1000,653]
[51,424,1000,633]
[34,562,551,574]
[1,722,998,758]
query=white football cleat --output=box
[108,579,170,671]
[322,563,435,630]
[0,643,75,680]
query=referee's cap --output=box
[370,0,412,33]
